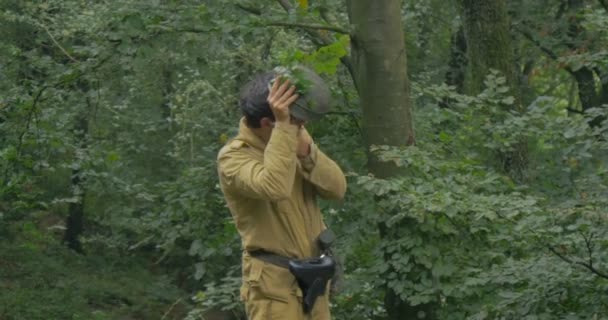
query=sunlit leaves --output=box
[294,34,349,75]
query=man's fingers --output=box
[274,79,291,99]
[267,77,299,123]
[274,93,298,114]
[267,77,282,103]
[283,93,299,107]
[285,85,296,96]
[276,86,297,105]
[270,76,280,94]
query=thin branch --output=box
[41,24,79,63]
[16,86,48,158]
[161,297,183,320]
[540,79,562,96]
[277,0,293,11]
[264,21,350,34]
[172,28,209,33]
[582,232,595,269]
[567,107,585,114]
[548,245,608,280]
[494,211,608,281]
[7,45,115,170]
[234,0,359,94]
[235,3,261,15]
[515,25,580,79]
[514,26,559,61]
[336,74,363,138]
[2,85,47,182]
[268,0,358,89]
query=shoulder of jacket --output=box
[228,139,248,150]
[218,139,249,159]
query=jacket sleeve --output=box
[299,143,347,201]
[218,123,299,201]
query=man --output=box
[217,69,347,319]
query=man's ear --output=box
[260,117,274,128]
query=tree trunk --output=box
[161,65,174,121]
[564,0,607,127]
[445,25,468,94]
[347,2,436,319]
[460,0,519,97]
[347,0,415,177]
[440,25,468,108]
[459,0,528,179]
[63,95,89,254]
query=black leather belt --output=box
[248,250,291,268]
[247,249,335,314]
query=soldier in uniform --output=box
[217,68,347,319]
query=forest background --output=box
[1,0,608,319]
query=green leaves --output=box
[304,35,350,75]
[284,35,350,76]
[2,1,608,319]
[353,70,608,318]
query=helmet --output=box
[273,65,331,121]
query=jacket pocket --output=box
[247,257,294,303]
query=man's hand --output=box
[297,127,313,158]
[267,77,298,123]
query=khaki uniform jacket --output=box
[217,118,347,319]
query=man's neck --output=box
[250,127,271,144]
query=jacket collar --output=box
[235,117,267,151]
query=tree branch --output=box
[235,3,261,15]
[582,232,595,269]
[16,86,48,158]
[161,297,183,320]
[234,1,358,92]
[269,0,357,89]
[515,26,559,61]
[567,107,584,114]
[264,21,350,34]
[41,24,79,63]
[548,245,608,280]
[515,25,580,79]
[12,47,114,161]
[496,209,608,281]
[276,0,293,11]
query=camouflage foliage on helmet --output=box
[271,65,331,121]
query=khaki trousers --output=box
[241,255,331,320]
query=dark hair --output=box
[239,72,275,128]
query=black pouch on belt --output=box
[290,229,336,313]
[288,255,336,313]
[249,229,337,314]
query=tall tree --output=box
[440,25,468,108]
[460,0,519,95]
[267,0,432,317]
[63,101,89,254]
[459,0,528,179]
[445,26,468,95]
[346,2,436,319]
[562,0,607,126]
[346,0,416,176]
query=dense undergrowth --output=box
[0,229,188,320]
